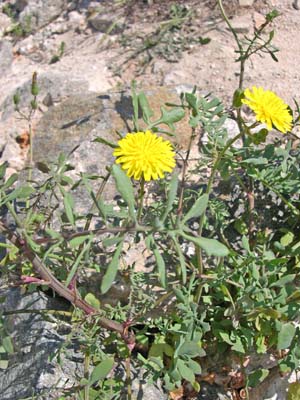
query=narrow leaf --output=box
[153,243,167,288]
[180,231,229,257]
[131,80,139,131]
[63,192,75,226]
[69,235,91,248]
[93,137,118,148]
[161,173,178,223]
[89,358,114,385]
[112,165,136,222]
[138,92,153,123]
[182,193,209,223]
[101,240,123,294]
[170,234,187,284]
[65,239,92,287]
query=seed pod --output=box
[13,92,20,106]
[31,99,38,110]
[31,71,39,96]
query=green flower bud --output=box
[31,71,39,96]
[13,92,20,106]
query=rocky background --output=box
[0,0,300,399]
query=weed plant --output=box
[1,1,300,399]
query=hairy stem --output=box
[177,127,196,223]
[0,219,134,343]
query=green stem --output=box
[137,178,145,222]
[125,356,132,400]
[84,351,90,400]
[260,179,300,216]
[195,131,243,302]
[177,127,196,224]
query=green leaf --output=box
[219,331,234,345]
[65,239,92,287]
[248,369,269,388]
[161,173,178,223]
[177,341,205,357]
[35,161,51,173]
[180,232,228,257]
[131,80,139,131]
[2,336,13,354]
[158,106,185,130]
[102,235,124,247]
[138,92,153,124]
[93,137,118,148]
[242,157,268,165]
[270,274,295,288]
[112,164,136,222]
[182,194,209,223]
[231,336,245,354]
[101,240,123,294]
[0,162,7,179]
[6,185,35,201]
[177,359,195,383]
[152,241,167,288]
[280,232,295,247]
[277,323,296,350]
[170,235,187,284]
[288,383,300,400]
[185,92,198,111]
[84,293,100,310]
[69,235,91,248]
[0,359,8,369]
[232,88,244,108]
[89,358,114,385]
[149,343,174,358]
[4,173,18,189]
[63,192,75,226]
[187,359,202,375]
[45,229,62,239]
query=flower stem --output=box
[177,127,196,223]
[195,131,243,303]
[137,178,145,222]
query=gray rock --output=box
[1,72,89,123]
[0,13,12,38]
[0,287,82,400]
[0,40,13,73]
[88,11,125,34]
[115,363,167,400]
[226,15,252,34]
[197,382,232,399]
[19,0,67,31]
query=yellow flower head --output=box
[242,86,292,133]
[113,130,176,181]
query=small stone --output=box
[253,11,266,30]
[42,92,54,107]
[0,12,12,37]
[0,40,13,72]
[88,13,125,34]
[239,0,254,6]
[228,15,252,33]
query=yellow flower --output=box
[113,130,176,181]
[242,86,292,133]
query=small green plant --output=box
[8,14,33,38]
[1,1,300,399]
[110,3,210,75]
[49,41,66,64]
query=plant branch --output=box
[0,219,135,345]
